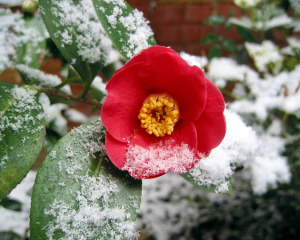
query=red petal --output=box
[125,120,198,179]
[194,79,226,154]
[101,63,148,142]
[137,52,207,121]
[116,46,177,75]
[105,132,127,169]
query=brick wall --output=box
[127,0,242,56]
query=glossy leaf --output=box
[203,15,227,26]
[208,44,222,60]
[180,172,233,195]
[31,120,142,240]
[16,15,46,69]
[200,33,219,44]
[236,26,257,42]
[221,38,237,53]
[38,0,109,84]
[0,82,46,199]
[0,197,22,211]
[92,0,157,60]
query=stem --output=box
[54,81,70,90]
[39,87,102,109]
[78,84,90,99]
[94,155,104,177]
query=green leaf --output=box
[0,232,23,240]
[208,44,222,60]
[236,26,257,42]
[180,172,233,195]
[289,0,300,16]
[0,82,46,199]
[200,33,219,44]
[16,15,46,69]
[0,197,22,211]
[38,0,109,84]
[221,38,237,53]
[203,15,227,26]
[30,120,142,240]
[92,0,157,60]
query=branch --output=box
[39,87,102,109]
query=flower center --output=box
[138,93,180,137]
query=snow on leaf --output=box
[0,82,45,199]
[30,120,142,240]
[39,0,112,83]
[92,0,156,60]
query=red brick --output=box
[180,24,211,43]
[150,5,185,24]
[152,25,181,44]
[184,4,213,23]
[215,4,242,17]
[183,43,210,56]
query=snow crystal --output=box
[0,11,46,72]
[124,140,196,179]
[119,9,154,59]
[16,64,71,94]
[0,171,36,237]
[43,121,139,239]
[245,41,283,74]
[180,52,208,71]
[0,12,22,72]
[188,110,258,192]
[0,85,44,136]
[49,0,112,63]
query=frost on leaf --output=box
[46,0,112,64]
[94,0,155,59]
[31,121,140,240]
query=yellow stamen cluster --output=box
[138,93,180,137]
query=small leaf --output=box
[0,197,22,211]
[38,0,110,84]
[0,232,23,240]
[16,15,46,69]
[31,120,142,240]
[208,44,222,60]
[203,15,227,26]
[236,26,257,42]
[221,38,237,53]
[92,0,157,60]
[289,0,300,16]
[200,34,219,44]
[0,82,46,199]
[180,172,233,195]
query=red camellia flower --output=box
[101,46,226,179]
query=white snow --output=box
[180,52,208,71]
[245,41,283,74]
[48,0,112,64]
[43,120,139,239]
[251,135,291,194]
[0,171,36,237]
[188,110,258,193]
[124,141,197,179]
[16,64,71,94]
